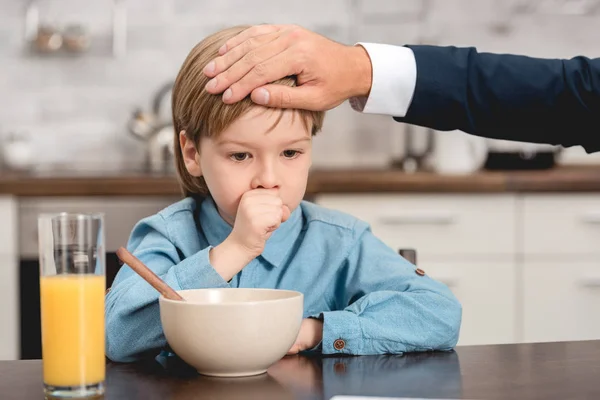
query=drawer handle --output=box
[378,213,456,226]
[578,277,600,287]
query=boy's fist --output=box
[228,189,291,258]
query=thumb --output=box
[287,343,300,355]
[281,205,291,222]
[251,84,325,111]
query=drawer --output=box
[0,196,17,256]
[523,261,600,343]
[19,196,179,258]
[421,259,517,346]
[315,194,517,258]
[522,194,600,257]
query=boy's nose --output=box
[251,165,280,189]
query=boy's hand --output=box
[287,318,323,355]
[210,189,290,281]
[228,188,291,259]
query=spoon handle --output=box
[116,247,184,301]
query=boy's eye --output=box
[282,150,300,158]
[230,153,250,161]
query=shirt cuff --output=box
[173,247,231,290]
[304,314,324,353]
[321,310,363,355]
[349,43,417,117]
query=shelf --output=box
[23,0,127,59]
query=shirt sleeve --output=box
[349,43,417,117]
[105,214,230,362]
[319,226,462,355]
[394,45,600,153]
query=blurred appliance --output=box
[430,130,487,175]
[418,130,562,174]
[391,124,434,172]
[482,138,560,170]
[127,81,175,174]
[1,131,34,171]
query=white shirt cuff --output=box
[349,43,417,118]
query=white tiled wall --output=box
[0,0,598,172]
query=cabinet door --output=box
[422,260,517,346]
[0,196,18,360]
[0,253,18,360]
[523,261,600,343]
[0,196,17,254]
[523,194,600,258]
[315,194,517,258]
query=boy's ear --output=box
[179,130,202,177]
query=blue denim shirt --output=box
[105,196,462,362]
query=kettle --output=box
[482,138,560,170]
[127,82,175,172]
[127,81,173,140]
[148,124,176,174]
[430,130,488,175]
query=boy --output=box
[105,25,462,362]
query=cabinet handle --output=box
[578,277,600,287]
[580,212,600,224]
[378,213,456,226]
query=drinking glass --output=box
[38,213,105,398]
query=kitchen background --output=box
[1,0,600,172]
[1,0,600,362]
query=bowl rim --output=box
[159,288,304,306]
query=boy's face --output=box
[182,107,313,225]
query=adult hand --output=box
[203,24,373,111]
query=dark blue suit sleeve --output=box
[393,45,600,153]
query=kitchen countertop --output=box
[1,166,600,196]
[1,340,599,399]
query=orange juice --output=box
[40,274,105,387]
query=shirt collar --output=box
[199,196,303,268]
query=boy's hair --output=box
[172,25,325,197]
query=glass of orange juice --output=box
[38,213,105,398]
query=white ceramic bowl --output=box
[159,288,303,377]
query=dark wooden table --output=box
[1,340,599,399]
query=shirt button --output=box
[333,339,346,350]
[415,268,425,276]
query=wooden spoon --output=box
[116,246,184,301]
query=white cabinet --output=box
[315,194,517,260]
[523,261,600,343]
[315,192,600,347]
[2,191,592,357]
[315,194,518,346]
[0,196,17,253]
[421,259,517,346]
[0,196,18,360]
[521,194,600,343]
[523,194,600,259]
